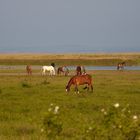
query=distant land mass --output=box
[0,45,140,53]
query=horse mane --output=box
[67,76,75,85]
[66,75,76,89]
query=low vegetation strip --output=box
[0,53,140,65]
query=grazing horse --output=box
[57,66,69,76]
[76,66,86,75]
[117,62,126,70]
[66,74,93,93]
[26,65,32,75]
[41,66,55,75]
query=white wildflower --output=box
[118,125,122,129]
[101,108,105,113]
[104,111,107,115]
[112,125,116,129]
[50,103,54,106]
[48,108,52,112]
[89,127,92,130]
[122,108,126,112]
[41,128,44,132]
[54,106,59,114]
[133,115,138,120]
[114,103,119,108]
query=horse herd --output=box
[26,62,125,93]
[26,65,87,76]
[26,65,93,93]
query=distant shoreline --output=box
[0,52,140,57]
[0,52,140,66]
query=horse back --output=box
[75,74,92,85]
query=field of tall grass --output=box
[0,70,140,139]
[0,53,140,65]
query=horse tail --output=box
[89,75,93,91]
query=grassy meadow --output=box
[0,70,140,139]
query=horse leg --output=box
[90,84,93,92]
[50,70,52,76]
[75,85,79,93]
[42,70,46,75]
[53,70,55,75]
[51,70,55,76]
[65,71,68,76]
[57,69,59,75]
[87,84,90,91]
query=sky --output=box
[0,0,140,53]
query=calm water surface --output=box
[0,65,140,71]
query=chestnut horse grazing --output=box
[66,74,93,93]
[26,65,32,75]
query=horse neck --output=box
[67,78,74,88]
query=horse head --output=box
[66,85,70,92]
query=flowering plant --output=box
[42,104,62,139]
[83,103,140,140]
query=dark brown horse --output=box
[57,66,69,76]
[117,62,126,70]
[76,66,82,75]
[26,65,32,75]
[66,74,93,93]
[76,65,86,75]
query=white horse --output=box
[41,66,55,75]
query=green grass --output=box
[0,71,140,139]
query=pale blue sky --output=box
[0,0,140,53]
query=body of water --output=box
[0,65,140,71]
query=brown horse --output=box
[76,66,82,75]
[66,74,93,93]
[117,62,126,70]
[57,66,69,76]
[76,65,86,75]
[26,65,32,75]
